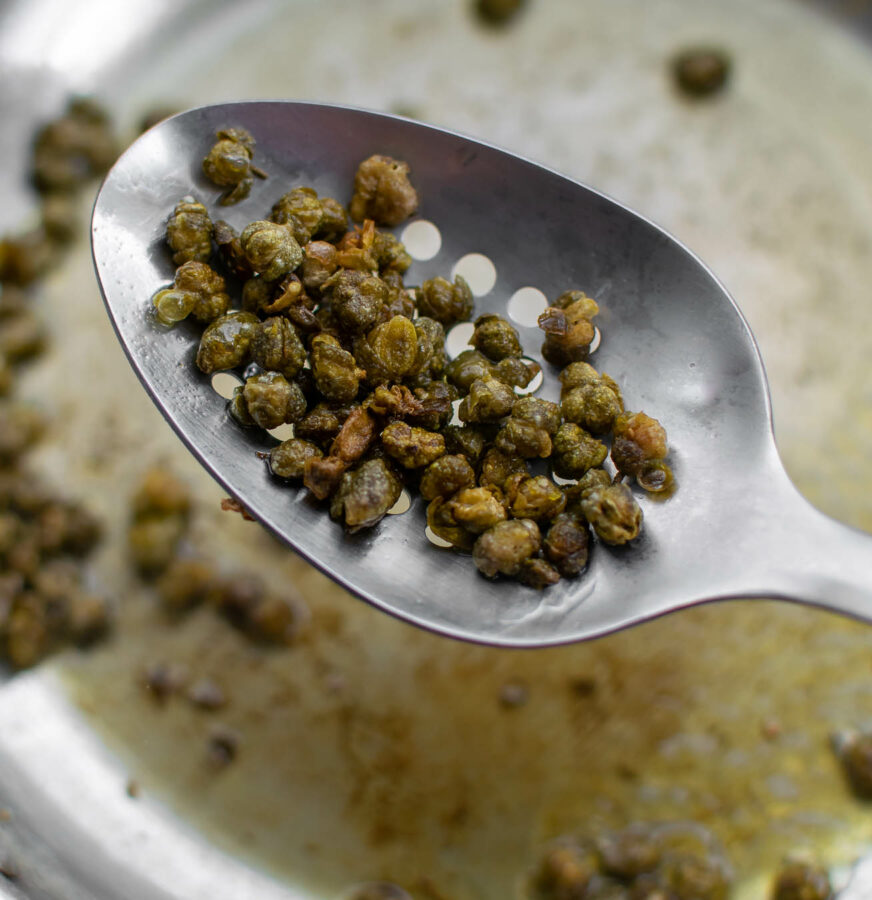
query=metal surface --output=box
[93,101,872,647]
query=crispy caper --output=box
[300,240,339,293]
[470,313,523,361]
[310,334,365,402]
[445,348,494,392]
[579,484,642,546]
[479,447,529,491]
[202,127,266,205]
[314,196,349,242]
[458,376,515,424]
[442,424,488,464]
[473,518,541,578]
[195,311,259,374]
[270,186,324,244]
[561,382,622,436]
[551,423,607,479]
[445,486,507,533]
[517,557,561,589]
[269,438,323,479]
[239,220,303,281]
[419,455,476,501]
[367,315,419,381]
[349,154,418,226]
[166,197,213,266]
[237,372,306,430]
[330,458,402,531]
[250,316,306,378]
[611,411,669,479]
[417,274,474,325]
[328,269,389,334]
[172,259,230,323]
[539,293,599,367]
[544,513,591,577]
[381,421,445,468]
[508,475,566,522]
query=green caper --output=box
[310,334,364,402]
[473,519,541,578]
[269,438,323,480]
[330,458,402,531]
[195,311,259,374]
[579,483,642,545]
[470,313,523,361]
[270,186,324,244]
[349,154,419,225]
[202,127,266,205]
[239,220,303,281]
[551,423,607,479]
[508,475,566,522]
[166,197,213,266]
[417,274,474,325]
[238,371,306,430]
[458,376,515,424]
[381,421,446,468]
[419,454,476,501]
[250,316,306,378]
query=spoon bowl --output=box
[91,101,872,647]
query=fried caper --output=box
[611,410,669,484]
[155,259,229,325]
[237,372,306,430]
[326,268,388,334]
[310,334,365,402]
[473,518,541,578]
[579,484,642,546]
[544,513,591,577]
[446,486,507,533]
[561,378,622,436]
[195,311,259,374]
[551,423,607,478]
[470,313,523,361]
[539,293,599,366]
[270,186,324,244]
[417,274,474,325]
[239,220,303,281]
[367,315,419,381]
[381,421,446,468]
[166,197,213,266]
[250,316,306,378]
[508,475,566,522]
[419,455,476,501]
[269,438,323,480]
[458,376,515,424]
[349,154,418,225]
[330,458,402,531]
[202,127,266,205]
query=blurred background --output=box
[0,0,871,898]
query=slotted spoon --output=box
[91,101,872,647]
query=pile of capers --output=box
[153,128,674,591]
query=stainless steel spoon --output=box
[91,100,872,647]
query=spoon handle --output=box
[756,475,872,620]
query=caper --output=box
[349,154,418,225]
[202,127,266,205]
